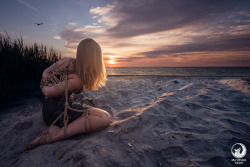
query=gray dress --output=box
[42,93,95,127]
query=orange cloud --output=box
[55,0,250,67]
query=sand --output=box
[0,77,249,167]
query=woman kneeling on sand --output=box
[26,38,111,150]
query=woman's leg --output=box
[26,108,111,150]
[63,107,111,137]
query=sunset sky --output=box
[1,0,250,67]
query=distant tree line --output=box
[0,33,62,102]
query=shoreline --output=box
[107,75,250,78]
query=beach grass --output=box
[0,33,61,102]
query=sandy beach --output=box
[0,77,249,167]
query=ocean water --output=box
[106,67,250,77]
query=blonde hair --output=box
[76,38,106,90]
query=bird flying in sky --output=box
[35,23,43,26]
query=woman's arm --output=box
[42,57,71,79]
[42,74,83,98]
[40,62,58,89]
[42,62,57,78]
[40,57,71,88]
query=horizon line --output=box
[105,66,250,68]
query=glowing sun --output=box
[109,59,116,64]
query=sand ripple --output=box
[0,77,250,167]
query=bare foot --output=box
[25,126,62,150]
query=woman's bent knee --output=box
[103,112,111,127]
[89,108,111,126]
[90,108,109,117]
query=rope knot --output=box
[65,102,69,107]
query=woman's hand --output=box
[40,77,46,89]
[42,72,49,78]
[41,75,83,98]
[47,83,53,87]
[42,86,50,98]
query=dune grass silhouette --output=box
[0,32,62,103]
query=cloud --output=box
[56,0,250,66]
[75,25,105,34]
[90,4,114,16]
[59,29,86,50]
[53,36,61,39]
[57,24,106,48]
[140,34,250,58]
[57,0,250,42]
[17,0,37,11]
[114,56,146,62]
[67,22,78,27]
[106,0,239,38]
[109,34,250,63]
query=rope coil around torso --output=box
[40,59,92,139]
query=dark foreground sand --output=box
[0,77,250,167]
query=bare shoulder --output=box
[57,57,75,68]
[68,73,83,87]
[68,73,80,79]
